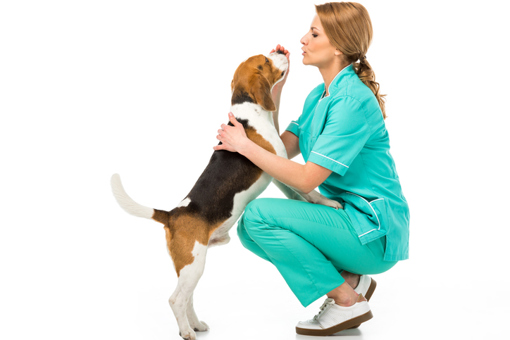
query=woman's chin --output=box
[302,55,314,66]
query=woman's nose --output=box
[300,35,306,45]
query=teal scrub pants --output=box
[237,198,398,307]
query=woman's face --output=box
[300,15,339,68]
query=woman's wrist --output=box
[272,90,282,110]
[272,87,283,101]
[237,136,255,156]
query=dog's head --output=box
[231,51,289,112]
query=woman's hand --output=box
[270,44,290,98]
[213,112,250,153]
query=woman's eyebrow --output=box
[311,27,320,31]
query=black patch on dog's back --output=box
[183,118,261,225]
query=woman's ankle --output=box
[340,271,361,290]
[327,282,360,307]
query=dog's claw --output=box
[191,320,209,332]
[179,330,196,340]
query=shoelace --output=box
[312,298,335,321]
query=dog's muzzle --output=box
[267,52,289,74]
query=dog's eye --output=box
[265,57,269,63]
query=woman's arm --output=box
[269,44,289,134]
[268,44,300,159]
[280,130,300,159]
[214,113,332,194]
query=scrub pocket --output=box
[339,192,389,245]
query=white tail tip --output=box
[110,173,154,219]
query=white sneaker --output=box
[295,294,373,336]
[354,275,377,301]
[347,275,377,329]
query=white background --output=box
[1,1,509,339]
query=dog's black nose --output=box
[276,49,285,55]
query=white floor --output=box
[1,180,508,340]
[109,238,507,340]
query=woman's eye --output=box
[312,34,318,38]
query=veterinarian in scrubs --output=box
[215,2,409,335]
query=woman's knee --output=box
[242,198,271,224]
[237,198,283,243]
[236,216,250,244]
[245,198,273,215]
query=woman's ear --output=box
[251,75,276,112]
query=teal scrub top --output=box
[285,64,410,262]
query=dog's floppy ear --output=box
[250,74,276,112]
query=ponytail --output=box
[353,55,387,119]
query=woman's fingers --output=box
[270,44,290,59]
[228,112,242,127]
[213,143,225,151]
[277,44,289,59]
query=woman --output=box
[215,2,409,336]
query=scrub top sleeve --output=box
[285,118,300,137]
[308,96,370,176]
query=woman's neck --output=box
[319,61,350,96]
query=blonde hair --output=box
[315,2,387,119]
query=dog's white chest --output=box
[208,103,286,244]
[232,102,287,157]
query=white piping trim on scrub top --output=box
[344,192,384,237]
[290,121,299,126]
[324,64,351,97]
[359,228,377,237]
[311,151,349,168]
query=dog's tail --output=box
[110,173,169,224]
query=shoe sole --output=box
[348,278,377,329]
[296,310,373,336]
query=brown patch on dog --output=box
[164,226,172,250]
[152,209,170,224]
[245,127,277,154]
[165,212,223,276]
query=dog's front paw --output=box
[179,328,196,340]
[321,198,343,210]
[192,320,209,332]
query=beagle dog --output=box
[110,50,342,340]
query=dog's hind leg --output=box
[187,293,209,332]
[169,240,208,340]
